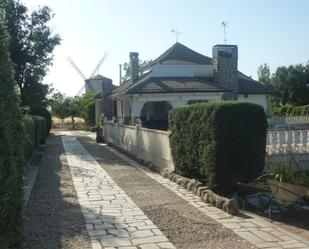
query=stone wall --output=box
[104,122,174,171]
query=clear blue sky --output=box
[24,0,309,96]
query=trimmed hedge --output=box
[30,115,47,145]
[0,18,25,249]
[29,106,52,136]
[22,116,35,159]
[169,101,267,186]
[272,104,309,116]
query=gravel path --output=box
[24,133,92,249]
[76,134,256,249]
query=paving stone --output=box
[107,228,129,237]
[237,231,264,244]
[89,229,107,237]
[132,235,169,244]
[138,244,160,249]
[90,240,103,249]
[222,222,243,229]
[251,231,281,242]
[157,242,177,248]
[256,242,283,248]
[130,230,154,238]
[100,237,132,247]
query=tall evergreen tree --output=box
[0,4,25,248]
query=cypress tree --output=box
[0,3,25,248]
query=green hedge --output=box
[0,18,25,248]
[29,106,52,136]
[272,105,309,116]
[169,101,267,186]
[30,115,47,145]
[22,116,35,159]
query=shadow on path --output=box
[24,133,91,249]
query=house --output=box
[96,42,274,129]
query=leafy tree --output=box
[80,92,96,127]
[270,64,309,106]
[257,63,271,85]
[122,59,152,82]
[4,0,60,107]
[48,91,70,121]
[67,96,83,124]
[0,11,25,248]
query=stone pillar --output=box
[213,45,238,100]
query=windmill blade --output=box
[67,57,87,80]
[90,52,109,78]
[76,84,85,96]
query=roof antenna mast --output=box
[221,21,228,44]
[171,27,182,42]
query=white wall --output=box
[131,93,222,117]
[105,122,174,171]
[238,94,267,111]
[150,64,214,78]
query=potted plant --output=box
[96,114,105,143]
[95,125,104,143]
[266,153,309,205]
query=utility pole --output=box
[221,21,228,44]
[171,27,182,42]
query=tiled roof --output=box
[86,74,112,81]
[148,42,212,67]
[127,77,229,94]
[238,72,275,94]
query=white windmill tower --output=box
[67,52,112,96]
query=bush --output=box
[272,104,309,116]
[169,101,267,186]
[22,116,35,159]
[30,115,47,145]
[29,106,52,136]
[0,18,25,248]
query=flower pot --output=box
[268,179,308,205]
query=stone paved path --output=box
[76,131,309,249]
[61,132,175,249]
[24,133,92,249]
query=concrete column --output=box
[95,100,103,126]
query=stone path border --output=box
[23,148,44,206]
[61,132,176,249]
[23,164,39,206]
[83,134,309,249]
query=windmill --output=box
[67,51,109,96]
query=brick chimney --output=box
[129,52,139,83]
[212,45,238,100]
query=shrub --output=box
[30,115,47,145]
[0,18,25,248]
[29,106,52,136]
[272,104,309,116]
[22,116,35,159]
[169,101,267,186]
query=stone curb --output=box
[23,145,44,206]
[106,142,239,215]
[160,169,239,215]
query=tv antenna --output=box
[67,51,109,96]
[171,27,182,42]
[221,21,228,44]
